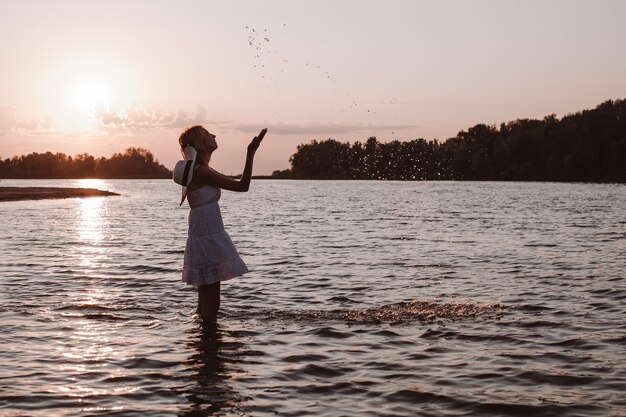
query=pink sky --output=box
[1,0,625,174]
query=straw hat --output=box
[172,146,197,206]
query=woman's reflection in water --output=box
[180,322,248,416]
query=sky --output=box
[1,0,625,174]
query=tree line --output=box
[276,99,626,182]
[0,147,171,179]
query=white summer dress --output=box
[182,183,248,286]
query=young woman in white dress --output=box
[178,126,267,322]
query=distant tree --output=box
[271,169,292,178]
[289,139,351,178]
[286,99,626,182]
[0,147,171,179]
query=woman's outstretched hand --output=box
[248,128,267,154]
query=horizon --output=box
[0,97,621,168]
[1,0,625,175]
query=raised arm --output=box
[192,129,267,192]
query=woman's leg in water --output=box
[198,281,221,322]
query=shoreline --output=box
[0,187,119,202]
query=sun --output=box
[70,79,111,113]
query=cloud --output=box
[0,106,17,131]
[0,105,53,135]
[95,104,209,131]
[233,122,417,135]
[2,103,416,140]
[1,103,211,137]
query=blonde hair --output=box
[178,125,206,151]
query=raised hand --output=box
[248,128,267,154]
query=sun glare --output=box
[70,79,110,113]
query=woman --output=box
[177,125,267,322]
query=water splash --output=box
[255,300,505,324]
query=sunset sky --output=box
[1,0,625,174]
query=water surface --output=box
[0,179,624,416]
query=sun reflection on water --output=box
[78,197,105,243]
[54,180,135,402]
[75,178,107,190]
[56,298,130,401]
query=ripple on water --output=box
[1,180,625,416]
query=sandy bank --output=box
[0,187,119,202]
